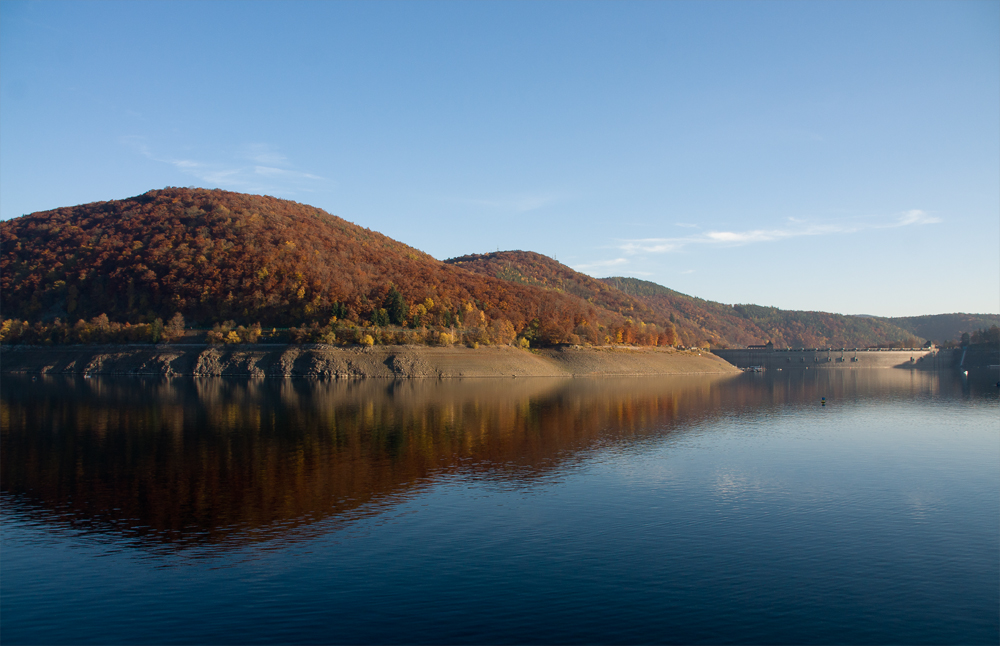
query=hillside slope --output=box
[0,188,619,341]
[442,251,925,348]
[886,313,1000,344]
[4,189,990,349]
[604,277,923,348]
[446,251,654,319]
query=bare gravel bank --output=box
[1,344,738,378]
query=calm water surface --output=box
[2,370,997,644]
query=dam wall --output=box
[711,347,941,370]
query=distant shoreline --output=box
[0,344,740,378]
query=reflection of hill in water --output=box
[0,371,966,550]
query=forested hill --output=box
[0,188,636,342]
[445,251,654,320]
[600,277,924,348]
[602,278,998,347]
[3,188,990,349]
[887,313,1000,345]
[442,251,927,348]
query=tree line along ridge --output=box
[2,187,996,348]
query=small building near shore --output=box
[747,341,774,351]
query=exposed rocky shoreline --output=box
[0,344,740,378]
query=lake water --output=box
[2,369,997,644]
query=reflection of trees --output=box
[0,370,952,550]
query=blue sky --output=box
[2,0,997,317]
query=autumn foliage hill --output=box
[441,251,928,348]
[0,188,635,344]
[445,251,655,320]
[887,313,1000,345]
[5,188,990,349]
[601,277,934,348]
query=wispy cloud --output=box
[241,143,288,166]
[447,191,566,213]
[572,259,655,277]
[252,166,325,181]
[897,209,941,225]
[618,210,940,255]
[122,137,329,194]
[572,257,629,272]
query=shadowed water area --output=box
[2,370,997,644]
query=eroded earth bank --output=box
[0,344,739,378]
